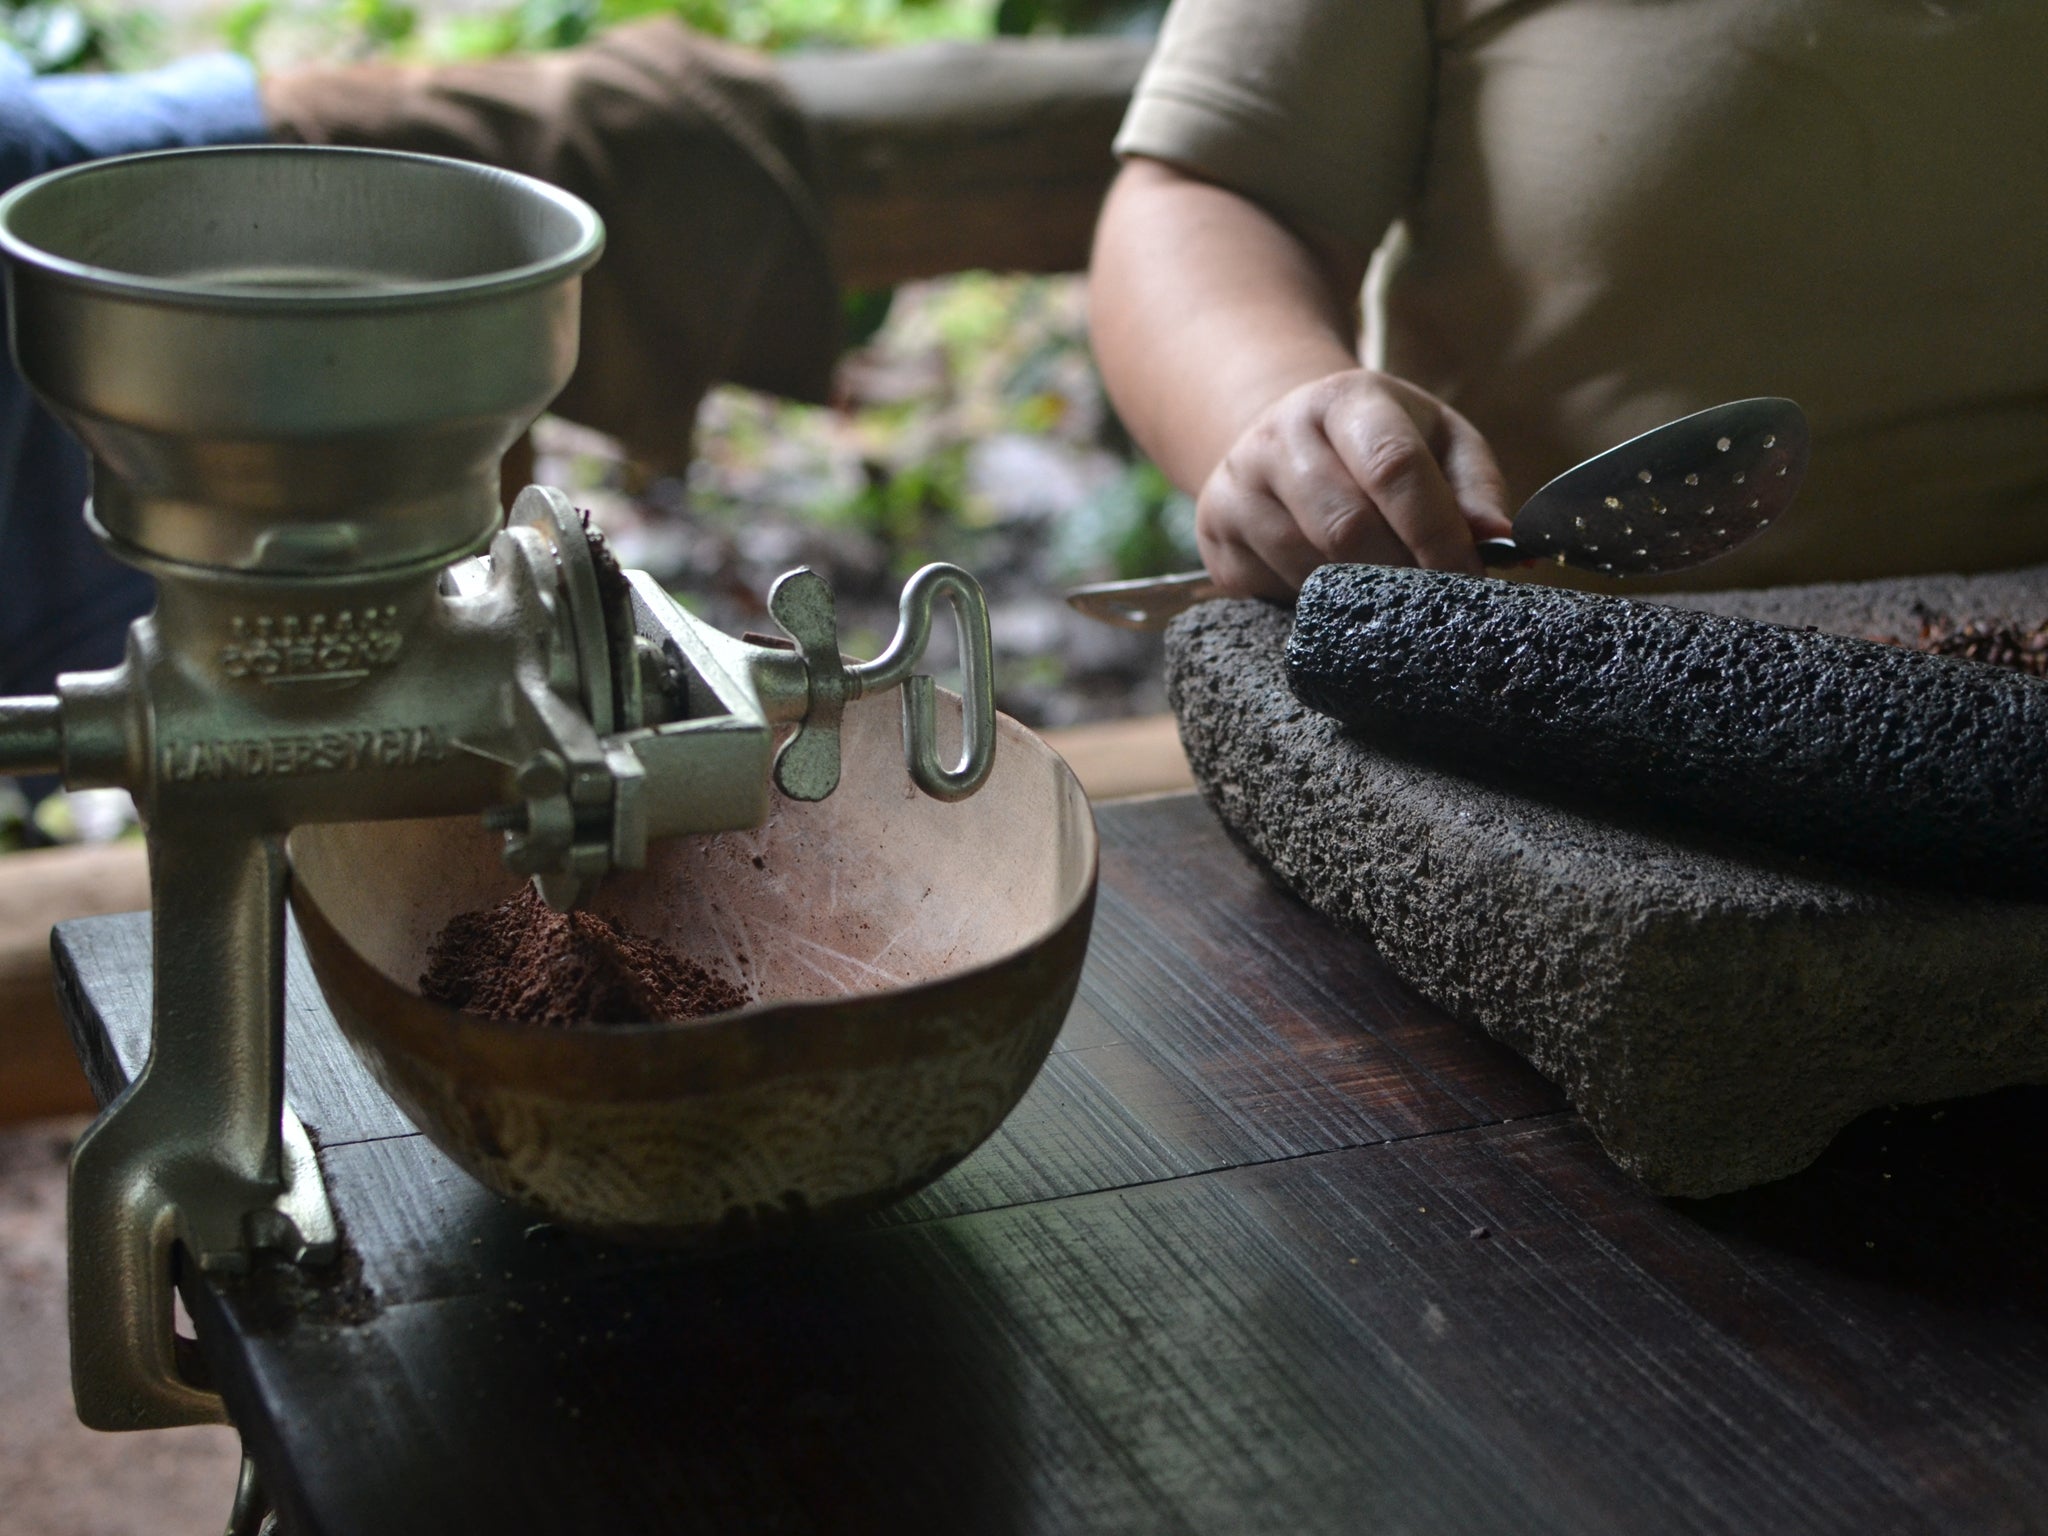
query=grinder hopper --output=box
[1,145,600,574]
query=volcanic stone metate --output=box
[1287,565,2048,897]
[1164,566,2048,1198]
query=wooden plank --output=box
[0,840,148,1120]
[1261,1098,2048,1533]
[1038,714,1194,802]
[191,1134,1573,1536]
[195,1177,1557,1536]
[1092,799,1562,1133]
[906,796,1555,1227]
[188,1101,2048,1536]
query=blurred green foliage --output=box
[0,0,169,71]
[618,0,994,50]
[215,0,1003,63]
[676,272,1193,584]
[1,1,100,68]
[0,0,1163,72]
[1064,459,1196,580]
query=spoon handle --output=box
[1067,545,1522,631]
[1063,570,1221,630]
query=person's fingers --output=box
[1192,370,1515,596]
[1199,535,1296,602]
[1196,458,1318,599]
[1262,408,1412,569]
[1321,386,1482,574]
[1432,399,1515,542]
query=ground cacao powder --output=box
[1890,607,2048,678]
[419,885,748,1027]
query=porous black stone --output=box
[1286,565,2048,899]
[1165,575,2048,1196]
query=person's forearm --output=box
[1088,157,1369,495]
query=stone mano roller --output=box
[0,147,1014,1432]
[1287,565,2048,899]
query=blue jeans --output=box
[0,51,267,696]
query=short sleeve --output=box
[1113,0,1433,247]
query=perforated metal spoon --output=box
[1065,397,1810,629]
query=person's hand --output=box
[1195,369,1515,598]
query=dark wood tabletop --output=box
[54,792,2048,1536]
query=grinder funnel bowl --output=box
[0,145,603,573]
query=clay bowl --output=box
[289,692,1097,1243]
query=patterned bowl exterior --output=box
[290,702,1098,1242]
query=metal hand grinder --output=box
[0,146,997,1431]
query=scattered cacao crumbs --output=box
[581,509,632,618]
[1883,606,2048,678]
[420,885,748,1028]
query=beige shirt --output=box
[1116,0,2048,590]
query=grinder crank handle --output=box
[769,562,996,803]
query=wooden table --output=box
[55,793,2048,1535]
